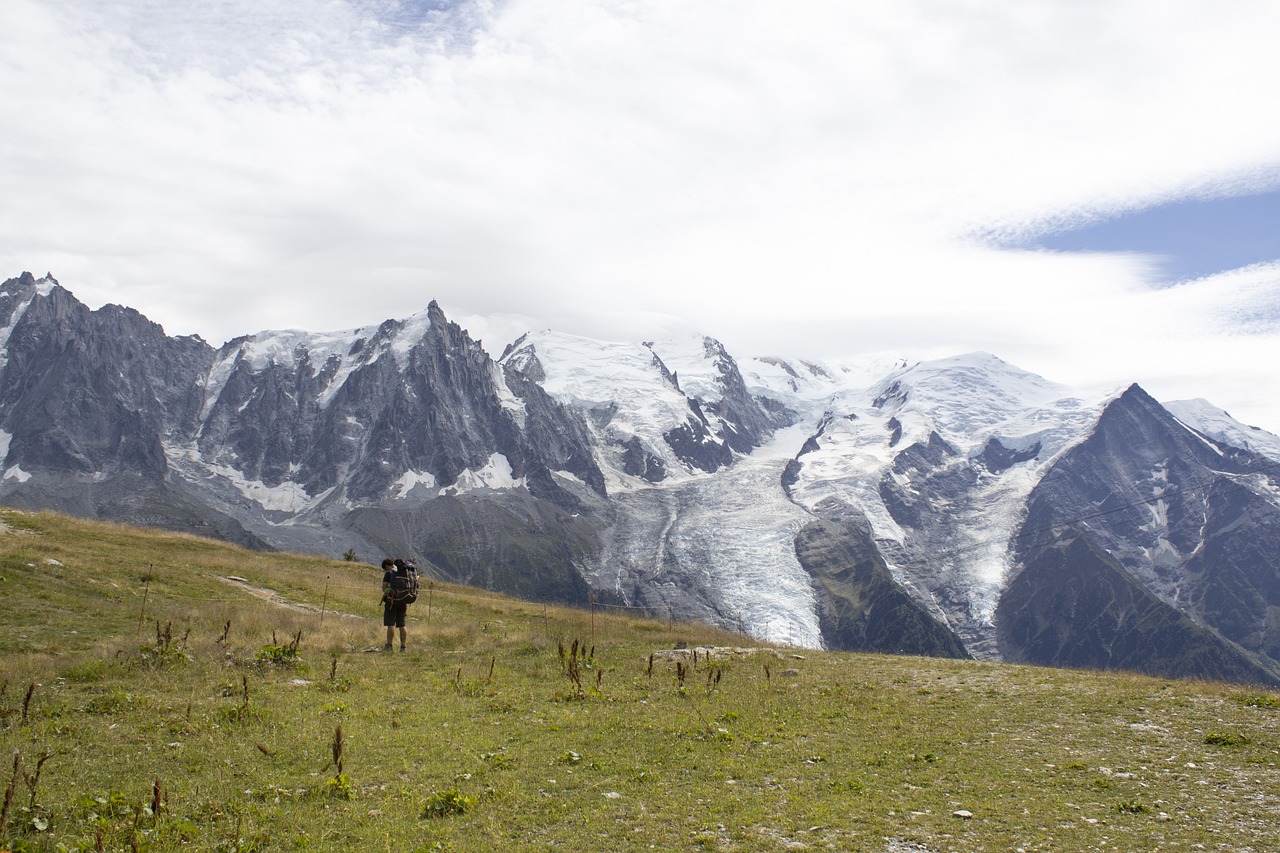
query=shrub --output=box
[138,622,193,669]
[85,690,132,714]
[420,789,475,819]
[255,630,304,668]
[324,774,355,800]
[1204,731,1249,747]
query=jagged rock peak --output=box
[6,271,1280,687]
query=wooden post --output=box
[320,576,330,625]
[137,578,151,634]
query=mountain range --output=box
[4,271,1279,685]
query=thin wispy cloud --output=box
[3,0,1280,429]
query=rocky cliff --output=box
[4,272,1280,685]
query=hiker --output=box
[381,557,410,652]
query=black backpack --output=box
[388,560,419,605]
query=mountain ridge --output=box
[4,271,1280,685]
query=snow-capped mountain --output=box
[4,271,1279,685]
[781,353,1111,656]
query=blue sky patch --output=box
[380,0,484,32]
[1026,188,1280,283]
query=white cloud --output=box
[3,0,1280,430]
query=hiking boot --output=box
[399,646,406,653]
[383,643,393,651]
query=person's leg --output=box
[399,626,407,651]
[387,602,406,650]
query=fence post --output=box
[137,575,152,634]
[320,576,330,625]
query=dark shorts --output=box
[383,600,407,628]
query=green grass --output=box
[1,507,1278,851]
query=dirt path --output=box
[218,575,362,620]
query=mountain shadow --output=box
[795,502,968,658]
[997,533,1280,687]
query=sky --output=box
[3,0,1280,432]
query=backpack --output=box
[388,560,419,605]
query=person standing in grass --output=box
[381,557,409,651]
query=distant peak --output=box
[1116,382,1156,403]
[500,332,531,362]
[8,271,65,298]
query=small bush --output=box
[78,791,134,819]
[218,704,256,724]
[480,750,516,770]
[255,644,302,667]
[324,773,355,800]
[256,630,304,668]
[85,689,132,714]
[1204,731,1249,747]
[138,621,192,669]
[421,789,475,819]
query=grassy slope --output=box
[0,508,1277,852]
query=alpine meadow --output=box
[1,508,1278,852]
